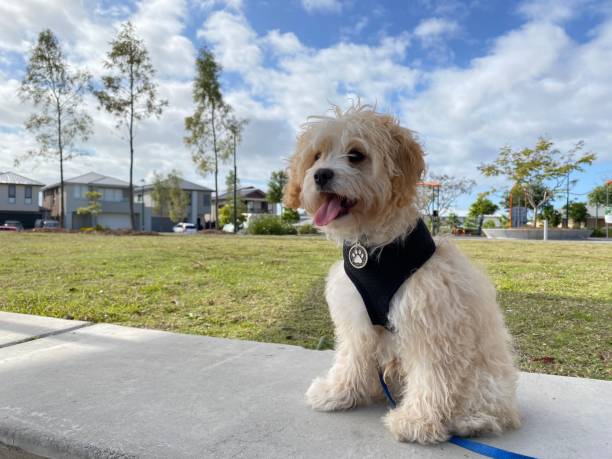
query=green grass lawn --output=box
[1,233,610,380]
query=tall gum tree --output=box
[184,47,235,227]
[95,22,167,229]
[19,29,93,228]
[267,170,288,214]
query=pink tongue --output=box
[314,195,343,226]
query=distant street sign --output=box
[605,207,612,224]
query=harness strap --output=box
[378,371,537,459]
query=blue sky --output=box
[1,0,611,213]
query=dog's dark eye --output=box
[314,152,321,161]
[347,149,365,163]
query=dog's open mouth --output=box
[313,194,356,226]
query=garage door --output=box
[97,213,132,229]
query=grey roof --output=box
[42,172,129,191]
[217,186,267,201]
[178,179,212,192]
[143,178,212,192]
[0,171,44,186]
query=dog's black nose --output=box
[314,168,334,187]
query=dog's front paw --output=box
[383,409,449,444]
[305,377,356,411]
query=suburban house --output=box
[0,171,44,228]
[42,172,136,229]
[216,186,273,216]
[138,179,212,232]
[42,172,213,231]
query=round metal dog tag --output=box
[348,243,368,269]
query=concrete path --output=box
[0,311,88,348]
[0,312,610,459]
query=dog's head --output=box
[283,104,425,244]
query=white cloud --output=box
[197,11,262,72]
[414,17,460,47]
[517,0,589,23]
[301,0,343,14]
[340,16,369,40]
[264,30,305,56]
[195,0,243,12]
[0,0,111,56]
[131,0,197,79]
[415,17,459,40]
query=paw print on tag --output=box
[349,243,368,269]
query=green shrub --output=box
[297,223,318,234]
[247,215,297,235]
[590,227,606,237]
[463,217,479,230]
[219,203,246,228]
[483,220,497,229]
[282,208,300,223]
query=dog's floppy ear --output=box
[283,153,302,209]
[389,123,425,208]
[283,133,307,209]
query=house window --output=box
[8,184,16,203]
[99,188,126,202]
[73,185,88,199]
[203,193,211,208]
[25,186,32,204]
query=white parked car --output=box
[172,222,198,234]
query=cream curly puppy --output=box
[283,104,520,444]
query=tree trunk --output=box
[57,102,65,229]
[60,152,64,228]
[233,132,237,233]
[129,64,135,230]
[211,103,218,229]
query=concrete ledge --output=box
[0,311,89,348]
[483,228,592,240]
[1,315,610,458]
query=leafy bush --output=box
[282,208,300,223]
[483,220,497,229]
[539,205,562,227]
[247,215,297,235]
[590,227,606,237]
[463,216,479,230]
[297,223,318,234]
[219,203,246,228]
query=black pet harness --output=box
[342,219,436,329]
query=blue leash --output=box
[378,372,537,459]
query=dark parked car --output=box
[43,220,60,228]
[2,220,24,231]
[35,219,60,229]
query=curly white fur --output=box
[284,104,520,444]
